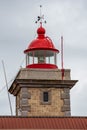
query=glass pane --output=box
[43,92,49,102]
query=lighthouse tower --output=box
[9,15,77,117]
[24,23,59,69]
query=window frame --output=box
[40,89,51,105]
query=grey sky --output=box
[0,0,87,116]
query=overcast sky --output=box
[0,0,87,116]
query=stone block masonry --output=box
[27,88,64,117]
[9,68,77,117]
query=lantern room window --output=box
[38,56,45,63]
[26,50,57,66]
[24,25,59,69]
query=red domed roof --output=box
[37,26,45,34]
[24,26,59,53]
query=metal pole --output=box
[61,36,64,80]
[2,60,13,115]
[61,36,63,69]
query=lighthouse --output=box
[9,14,77,117]
[24,23,59,69]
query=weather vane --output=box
[35,5,46,25]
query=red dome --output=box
[37,26,45,34]
[24,26,59,53]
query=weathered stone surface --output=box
[64,99,70,105]
[20,99,28,106]
[16,68,71,80]
[65,111,71,116]
[61,93,70,99]
[21,92,31,99]
[20,88,31,99]
[27,88,64,116]
[21,88,28,93]
[61,105,70,112]
[21,111,28,116]
[61,88,71,115]
[64,88,70,93]
[21,105,31,112]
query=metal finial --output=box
[35,5,47,25]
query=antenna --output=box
[2,60,13,115]
[61,36,64,80]
[35,5,46,25]
[40,5,42,19]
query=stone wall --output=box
[16,88,30,116]
[61,88,71,116]
[16,68,71,80]
[16,86,71,117]
[16,87,69,117]
[11,68,77,117]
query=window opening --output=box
[43,92,49,102]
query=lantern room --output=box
[24,24,59,69]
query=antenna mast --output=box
[61,36,64,80]
[2,60,13,115]
[40,5,42,18]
